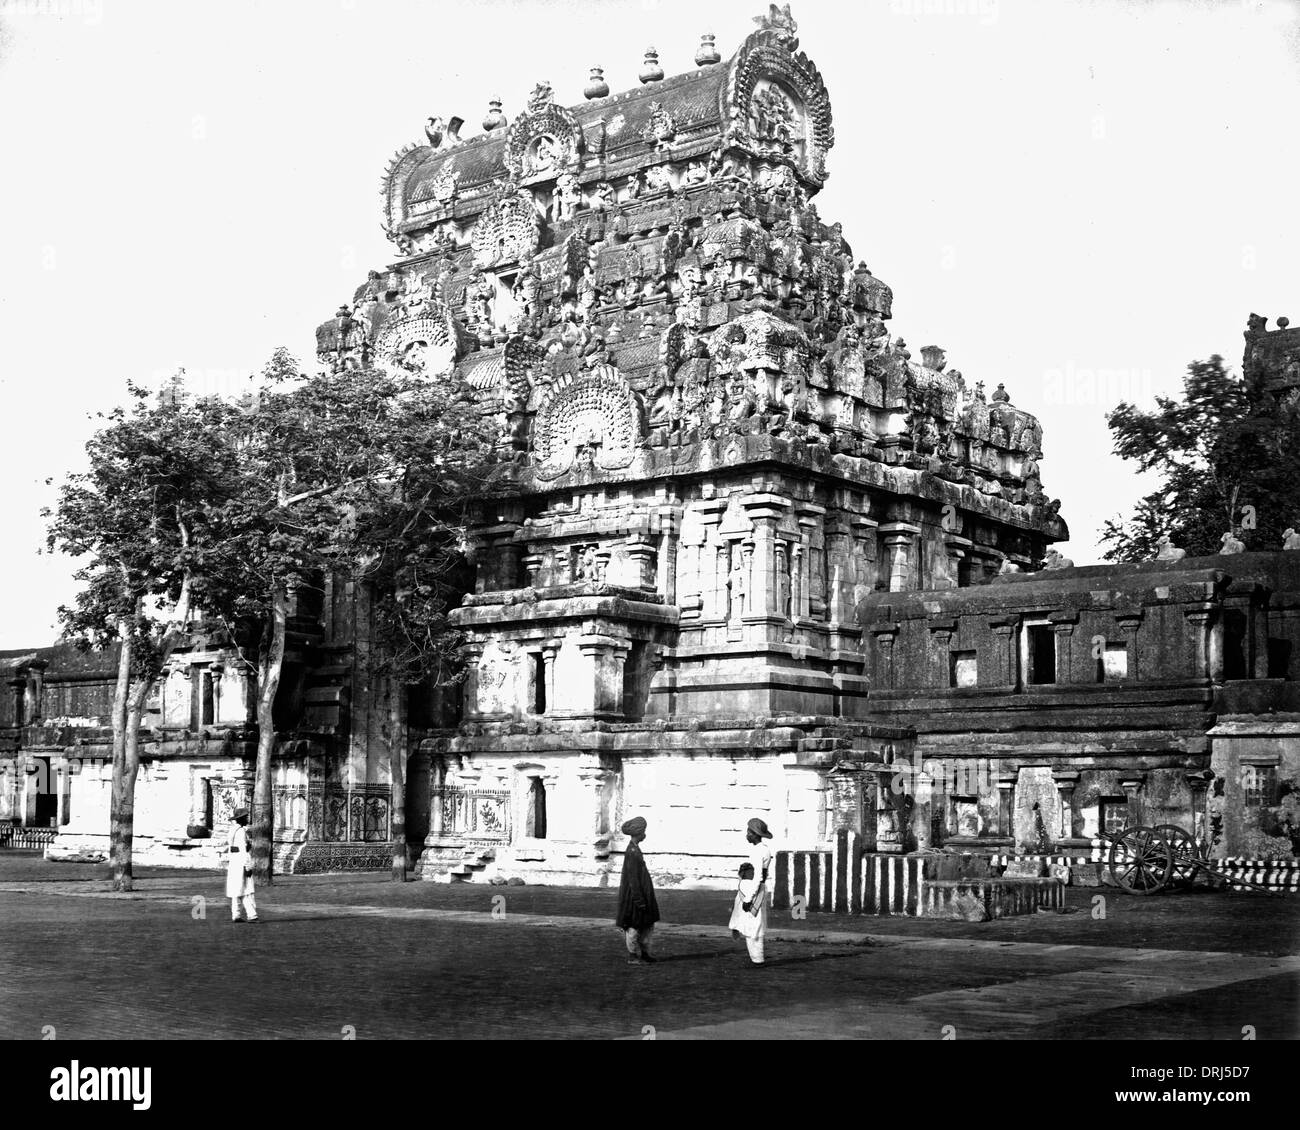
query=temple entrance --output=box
[406,751,432,860]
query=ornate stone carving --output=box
[470,191,542,268]
[533,365,642,477]
[503,91,584,182]
[642,101,676,150]
[373,302,461,379]
[724,19,833,185]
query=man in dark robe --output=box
[616,816,659,964]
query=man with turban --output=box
[615,815,659,964]
[730,817,774,966]
[225,806,259,923]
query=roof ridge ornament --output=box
[640,47,665,84]
[696,33,721,67]
[754,3,799,51]
[526,82,555,114]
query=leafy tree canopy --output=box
[1099,355,1300,562]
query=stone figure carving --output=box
[751,85,798,151]
[530,135,560,174]
[553,171,581,221]
[682,159,710,187]
[526,82,554,114]
[1155,535,1186,561]
[577,265,600,324]
[728,549,748,620]
[998,557,1020,575]
[1219,530,1245,555]
[1042,548,1073,570]
[755,2,799,49]
[645,164,673,194]
[642,101,676,150]
[1284,528,1300,550]
[590,181,616,212]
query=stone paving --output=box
[1,852,1297,1041]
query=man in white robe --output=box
[225,807,259,923]
[731,817,774,965]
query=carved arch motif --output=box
[533,365,641,477]
[722,32,834,185]
[502,102,584,183]
[374,304,461,379]
[470,192,542,268]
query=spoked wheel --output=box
[1151,824,1204,886]
[1108,825,1173,895]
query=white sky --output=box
[1,0,1298,649]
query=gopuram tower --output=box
[315,6,1067,884]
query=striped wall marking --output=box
[793,851,806,909]
[835,830,849,914]
[850,839,863,914]
[773,850,790,910]
[808,853,821,912]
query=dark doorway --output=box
[1223,609,1248,679]
[526,777,547,839]
[1027,625,1056,685]
[31,758,56,827]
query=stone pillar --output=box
[577,761,616,857]
[655,508,680,602]
[522,552,543,586]
[676,510,704,618]
[824,514,853,626]
[1052,770,1080,841]
[461,642,485,717]
[741,495,790,620]
[1120,774,1146,829]
[1050,617,1076,684]
[577,632,630,717]
[542,640,561,714]
[1184,608,1215,681]
[987,618,1018,687]
[625,535,657,590]
[826,767,867,834]
[870,625,898,689]
[1185,770,1213,846]
[997,774,1017,838]
[944,534,972,589]
[790,541,806,621]
[928,621,956,687]
[24,663,45,726]
[774,541,791,619]
[879,522,920,593]
[795,503,826,617]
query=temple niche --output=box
[309,5,1075,887]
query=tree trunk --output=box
[251,583,287,883]
[114,679,149,892]
[389,680,408,881]
[108,627,134,892]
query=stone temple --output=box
[4,9,1298,897]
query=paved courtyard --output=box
[1,851,1297,1042]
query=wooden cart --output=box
[1101,824,1277,895]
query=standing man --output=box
[738,817,774,966]
[616,816,658,964]
[225,806,259,924]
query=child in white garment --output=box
[728,861,763,958]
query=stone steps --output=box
[447,848,497,882]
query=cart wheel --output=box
[1151,824,1203,886]
[1108,825,1173,895]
